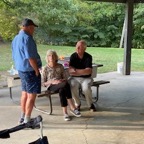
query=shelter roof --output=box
[88,0,144,3]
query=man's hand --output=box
[69,67,76,74]
[29,58,39,76]
[35,69,40,76]
[69,67,92,76]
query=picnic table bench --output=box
[35,80,110,115]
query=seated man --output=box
[68,40,96,112]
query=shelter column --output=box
[123,0,134,75]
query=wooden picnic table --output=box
[1,63,103,104]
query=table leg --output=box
[9,87,19,105]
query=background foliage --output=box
[0,43,144,73]
[0,0,143,48]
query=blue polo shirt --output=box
[12,30,42,72]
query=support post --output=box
[123,0,134,75]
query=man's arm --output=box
[69,67,92,76]
[29,58,39,76]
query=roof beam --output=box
[87,0,144,3]
[87,0,126,3]
[134,0,144,3]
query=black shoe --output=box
[26,118,40,129]
[29,123,40,129]
[89,103,96,112]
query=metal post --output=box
[123,0,134,75]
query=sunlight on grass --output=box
[0,43,144,73]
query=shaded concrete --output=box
[0,72,144,144]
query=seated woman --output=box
[41,50,81,121]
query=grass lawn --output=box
[0,43,144,73]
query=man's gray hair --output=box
[77,40,87,48]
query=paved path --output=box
[0,72,144,144]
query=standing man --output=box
[68,40,96,111]
[12,18,42,124]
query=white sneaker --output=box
[70,109,81,117]
[64,114,71,121]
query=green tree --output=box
[69,2,125,47]
[0,0,34,41]
[0,0,143,48]
[133,4,144,48]
[31,0,79,44]
[0,1,18,41]
[0,0,79,43]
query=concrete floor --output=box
[0,71,144,144]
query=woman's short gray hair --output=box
[45,49,58,63]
